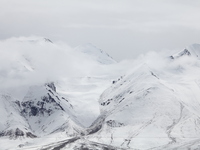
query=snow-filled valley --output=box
[1,37,200,150]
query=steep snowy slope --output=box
[0,36,119,149]
[21,83,83,137]
[0,94,36,139]
[2,36,200,150]
[0,36,117,128]
[85,47,200,149]
[56,76,112,127]
[171,43,200,59]
[16,45,200,150]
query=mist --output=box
[1,0,200,60]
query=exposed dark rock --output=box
[0,128,37,139]
[87,115,106,135]
[44,38,53,43]
[21,90,65,117]
[119,98,125,103]
[170,49,191,59]
[87,124,102,135]
[101,99,113,106]
[26,132,37,138]
[180,49,191,56]
[30,106,38,116]
[45,82,56,92]
[150,71,159,79]
[15,100,21,108]
[48,90,54,95]
[61,97,68,102]
[106,120,124,127]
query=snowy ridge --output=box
[85,49,200,149]
[0,94,36,139]
[171,43,200,59]
[21,83,83,137]
[75,43,116,64]
[0,37,119,149]
[2,37,200,149]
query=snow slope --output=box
[85,45,200,149]
[171,43,200,59]
[0,36,119,128]
[2,37,200,150]
[0,36,120,149]
[75,43,116,64]
[21,83,83,137]
[0,94,36,139]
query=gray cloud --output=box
[1,0,200,60]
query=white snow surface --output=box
[86,46,200,149]
[1,37,200,149]
[75,43,116,64]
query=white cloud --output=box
[0,0,200,60]
[0,37,104,98]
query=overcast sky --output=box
[1,0,200,60]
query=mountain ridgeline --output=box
[1,37,200,149]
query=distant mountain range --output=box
[1,37,200,149]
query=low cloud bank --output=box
[1,36,199,99]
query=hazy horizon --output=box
[1,0,200,60]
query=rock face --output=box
[21,84,65,118]
[0,94,36,139]
[0,128,36,139]
[170,49,191,59]
[171,43,200,59]
[45,82,56,92]
[0,83,83,139]
[0,37,116,142]
[21,83,83,136]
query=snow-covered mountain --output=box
[1,37,200,150]
[21,83,83,137]
[170,43,200,59]
[0,94,36,139]
[85,44,200,149]
[0,36,121,149]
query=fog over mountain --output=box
[1,0,200,60]
[1,36,200,149]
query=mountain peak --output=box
[75,43,116,64]
[170,49,191,59]
[170,43,200,59]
